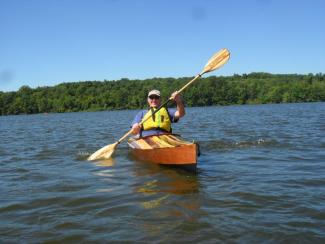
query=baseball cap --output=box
[148,90,161,97]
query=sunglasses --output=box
[148,95,160,100]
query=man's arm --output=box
[131,111,144,134]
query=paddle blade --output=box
[87,142,118,161]
[201,48,230,75]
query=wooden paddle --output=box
[88,48,230,161]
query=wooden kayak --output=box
[127,134,198,170]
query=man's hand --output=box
[131,123,141,135]
[171,91,182,104]
[170,91,185,119]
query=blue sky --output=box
[1,0,324,92]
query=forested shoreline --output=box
[1,72,324,115]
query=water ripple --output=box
[1,103,325,242]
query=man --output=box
[131,89,185,137]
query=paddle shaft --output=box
[140,74,202,124]
[143,73,203,122]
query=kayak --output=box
[127,134,199,170]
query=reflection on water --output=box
[133,161,199,194]
[133,161,201,223]
[131,162,203,238]
[94,158,115,167]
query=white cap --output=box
[148,89,161,97]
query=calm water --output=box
[1,103,325,242]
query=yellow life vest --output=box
[142,107,172,132]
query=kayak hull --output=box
[128,134,198,168]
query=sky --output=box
[0,0,324,92]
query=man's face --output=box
[147,95,161,108]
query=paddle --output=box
[88,48,230,161]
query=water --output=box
[1,103,325,242]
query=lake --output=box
[1,102,324,242]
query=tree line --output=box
[0,72,324,115]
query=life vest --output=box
[142,107,172,132]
